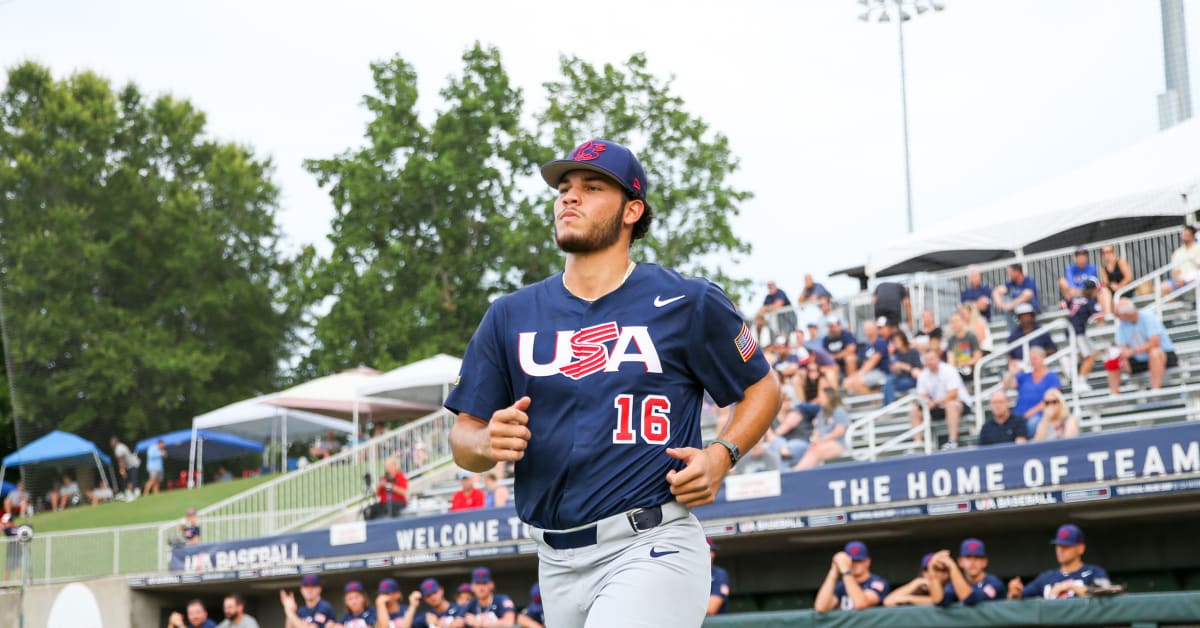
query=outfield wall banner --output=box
[166,422,1200,575]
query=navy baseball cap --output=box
[378,578,400,593]
[844,541,870,561]
[456,583,472,594]
[530,583,541,604]
[960,538,987,557]
[540,139,648,199]
[345,580,365,593]
[920,552,935,569]
[420,578,442,596]
[301,574,320,587]
[471,567,492,583]
[1051,524,1085,546]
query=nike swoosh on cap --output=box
[654,295,685,307]
[649,547,681,558]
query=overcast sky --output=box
[2,0,1197,310]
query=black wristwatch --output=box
[711,438,742,467]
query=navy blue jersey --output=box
[939,574,1005,606]
[764,288,791,306]
[416,603,463,628]
[520,602,545,625]
[858,336,891,373]
[833,574,890,610]
[961,284,993,319]
[1022,564,1110,599]
[464,594,516,622]
[338,607,377,628]
[1005,277,1041,312]
[1007,324,1057,360]
[296,599,335,626]
[446,264,770,529]
[1067,296,1102,334]
[710,565,731,614]
[823,330,857,355]
[382,606,416,628]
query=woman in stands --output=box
[883,331,922,404]
[1034,389,1079,441]
[960,303,993,355]
[793,387,850,470]
[1099,244,1132,315]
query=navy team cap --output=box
[471,567,492,583]
[456,583,472,594]
[301,574,320,586]
[378,578,400,593]
[540,139,648,199]
[844,541,870,560]
[920,552,935,569]
[345,580,365,593]
[960,538,987,557]
[1051,524,1085,546]
[420,578,442,596]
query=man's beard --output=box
[555,208,624,254]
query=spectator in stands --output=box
[1007,303,1057,363]
[1108,298,1179,393]
[822,315,858,378]
[960,302,993,355]
[87,479,114,505]
[978,390,1028,446]
[280,573,335,628]
[4,481,29,517]
[909,348,971,450]
[178,507,202,545]
[1034,389,1080,441]
[217,593,259,628]
[518,583,545,628]
[815,541,889,612]
[793,387,850,469]
[1162,225,1200,296]
[419,578,465,628]
[1058,246,1099,303]
[928,539,1005,607]
[756,280,793,338]
[368,456,408,519]
[768,356,827,460]
[168,599,217,628]
[145,439,167,496]
[799,274,832,304]
[309,431,341,460]
[450,472,486,511]
[215,467,233,483]
[994,263,1041,332]
[803,321,823,349]
[375,578,421,628]
[336,581,376,627]
[883,553,937,607]
[883,331,922,405]
[735,435,783,474]
[483,472,509,508]
[464,567,516,626]
[57,474,80,510]
[844,321,890,395]
[111,436,142,499]
[873,281,912,331]
[945,312,983,383]
[1004,346,1061,436]
[707,538,730,615]
[1064,278,1104,391]
[1009,524,1111,600]
[961,266,993,321]
[1098,243,1131,313]
[45,481,62,512]
[911,310,942,351]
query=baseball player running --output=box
[447,138,779,627]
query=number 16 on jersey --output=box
[612,394,672,444]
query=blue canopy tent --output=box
[137,430,264,462]
[0,430,114,491]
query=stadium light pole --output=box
[857,0,945,233]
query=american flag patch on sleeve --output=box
[733,322,757,362]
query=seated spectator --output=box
[372,456,408,518]
[844,321,890,395]
[815,541,889,612]
[88,480,114,505]
[179,507,202,545]
[483,472,508,508]
[734,435,784,475]
[215,467,233,483]
[1058,246,1098,303]
[961,266,993,321]
[756,280,793,338]
[994,263,1041,333]
[1065,278,1104,390]
[1007,303,1057,363]
[450,472,486,511]
[872,281,912,331]
[1161,225,1200,296]
[883,553,937,607]
[1107,298,1178,393]
[45,482,62,512]
[978,390,1029,446]
[309,431,341,460]
[1098,244,1132,313]
[793,387,850,470]
[1034,389,1080,441]
[1004,347,1061,435]
[768,358,827,460]
[960,302,993,355]
[57,475,80,510]
[928,539,1005,607]
[1008,524,1111,600]
[799,274,832,304]
[4,481,29,517]
[909,348,971,450]
[883,331,922,405]
[803,321,824,350]
[911,309,943,351]
[944,312,982,383]
[821,315,858,378]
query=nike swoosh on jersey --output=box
[654,295,686,307]
[649,547,681,558]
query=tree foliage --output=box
[0,62,296,441]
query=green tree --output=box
[0,62,296,442]
[537,53,753,298]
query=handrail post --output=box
[922,402,932,454]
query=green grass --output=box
[22,475,273,533]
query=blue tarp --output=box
[137,429,263,461]
[1,430,112,467]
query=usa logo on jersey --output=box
[518,322,662,379]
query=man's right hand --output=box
[487,396,533,462]
[279,590,297,614]
[1007,577,1024,599]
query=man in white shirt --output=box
[1162,225,1200,296]
[908,348,972,450]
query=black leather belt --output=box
[542,505,666,550]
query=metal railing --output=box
[156,409,455,567]
[0,521,163,587]
[972,319,1079,428]
[845,393,932,461]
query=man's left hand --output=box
[666,446,732,508]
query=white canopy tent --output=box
[188,394,354,487]
[866,117,1200,277]
[357,354,462,408]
